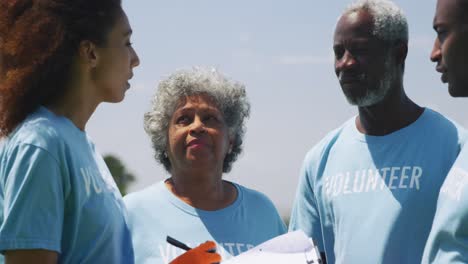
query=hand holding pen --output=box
[168,236,221,264]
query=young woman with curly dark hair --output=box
[0,0,140,263]
[0,1,224,263]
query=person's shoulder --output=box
[3,108,64,154]
[423,107,467,138]
[424,108,464,129]
[6,107,92,157]
[236,183,270,200]
[234,183,278,210]
[123,181,165,210]
[303,117,353,163]
[17,112,60,142]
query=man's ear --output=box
[78,40,98,68]
[394,40,408,65]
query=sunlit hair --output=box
[343,0,408,44]
[144,67,251,173]
[0,0,122,137]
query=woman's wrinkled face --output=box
[167,94,232,173]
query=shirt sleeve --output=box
[289,153,324,252]
[0,144,65,253]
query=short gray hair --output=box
[144,67,251,173]
[343,0,408,44]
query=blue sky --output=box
[87,0,466,217]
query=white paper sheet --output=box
[222,230,322,264]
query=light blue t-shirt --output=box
[289,108,466,264]
[422,145,468,263]
[0,107,134,263]
[124,180,286,264]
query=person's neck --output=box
[46,81,99,131]
[356,87,423,136]
[166,168,236,211]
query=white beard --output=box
[345,56,396,107]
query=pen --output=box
[166,236,192,251]
[166,236,218,254]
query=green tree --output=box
[103,154,136,195]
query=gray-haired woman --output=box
[124,67,286,264]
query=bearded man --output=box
[289,0,467,263]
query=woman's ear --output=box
[78,40,98,68]
[228,137,234,154]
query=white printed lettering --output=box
[380,167,390,190]
[224,243,236,255]
[366,169,379,192]
[325,166,424,199]
[236,243,245,254]
[389,167,400,189]
[352,170,365,193]
[410,167,422,190]
[160,244,173,264]
[399,166,410,188]
[92,173,102,194]
[333,173,343,196]
[81,168,92,196]
[343,172,351,194]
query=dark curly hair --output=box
[0,0,123,137]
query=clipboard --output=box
[222,230,322,264]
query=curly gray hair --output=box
[144,67,251,173]
[343,0,408,44]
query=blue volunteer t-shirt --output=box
[289,108,466,264]
[422,145,468,263]
[124,180,286,264]
[0,107,134,263]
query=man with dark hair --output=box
[289,0,467,263]
[422,0,468,263]
[430,0,468,97]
